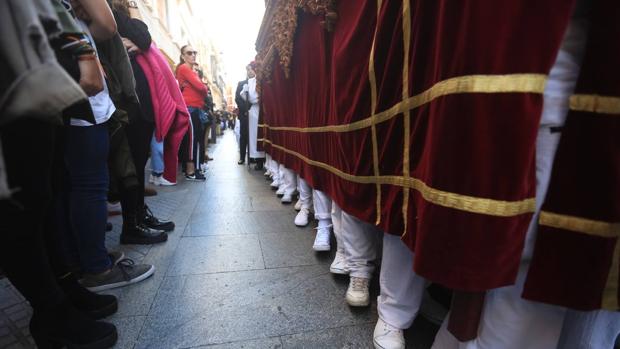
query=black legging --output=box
[239,114,249,161]
[180,108,205,170]
[126,117,154,208]
[0,120,64,310]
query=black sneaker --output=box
[30,299,117,349]
[185,171,206,181]
[58,273,118,320]
[80,259,155,292]
[120,225,167,245]
[141,205,175,232]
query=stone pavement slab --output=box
[0,131,440,349]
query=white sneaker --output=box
[294,207,310,226]
[148,174,157,184]
[276,186,285,197]
[156,176,177,186]
[330,250,349,274]
[294,199,302,211]
[373,318,405,349]
[346,276,370,306]
[312,225,331,251]
[281,193,293,204]
[270,179,280,189]
[264,170,271,177]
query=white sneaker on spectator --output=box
[373,318,405,349]
[270,179,281,189]
[294,207,310,226]
[312,225,331,251]
[156,176,176,186]
[346,276,370,306]
[281,192,293,204]
[148,174,157,184]
[294,199,302,211]
[330,250,349,274]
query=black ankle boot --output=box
[30,299,117,349]
[58,273,118,320]
[140,205,175,232]
[120,224,167,245]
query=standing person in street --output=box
[176,45,209,181]
[240,62,265,170]
[235,67,250,165]
[111,0,175,237]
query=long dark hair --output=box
[177,44,190,74]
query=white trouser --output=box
[378,233,427,329]
[297,176,312,209]
[341,210,379,279]
[432,265,566,349]
[313,190,332,220]
[280,166,297,195]
[278,164,286,187]
[270,160,280,182]
[431,125,567,349]
[331,202,344,254]
[248,104,264,158]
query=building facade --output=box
[129,0,227,109]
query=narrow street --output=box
[1,131,384,349]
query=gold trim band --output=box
[401,0,412,236]
[539,211,620,238]
[569,94,620,115]
[264,139,535,217]
[369,0,382,225]
[267,74,548,133]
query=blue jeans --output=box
[150,131,164,175]
[558,309,620,349]
[63,124,111,274]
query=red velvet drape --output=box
[259,0,577,293]
[523,0,620,311]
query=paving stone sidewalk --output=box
[0,130,438,349]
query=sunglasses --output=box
[184,50,198,56]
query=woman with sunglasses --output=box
[176,45,209,180]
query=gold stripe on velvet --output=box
[539,211,620,238]
[369,0,383,225]
[603,240,619,310]
[267,73,548,133]
[401,0,412,237]
[264,139,536,217]
[569,94,620,115]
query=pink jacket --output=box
[136,43,189,142]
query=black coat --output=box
[235,79,249,120]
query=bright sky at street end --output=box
[191,0,266,87]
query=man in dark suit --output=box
[235,75,249,164]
